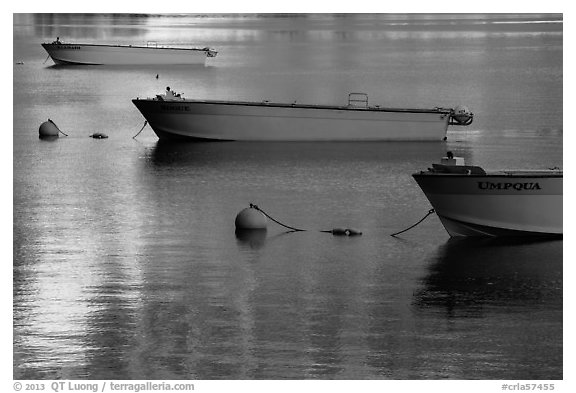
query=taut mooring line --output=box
[132,120,148,139]
[391,208,435,237]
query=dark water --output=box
[13,14,562,380]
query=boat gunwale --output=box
[413,172,563,178]
[41,43,213,52]
[132,98,455,115]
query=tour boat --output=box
[41,39,217,65]
[131,90,473,141]
[412,155,563,237]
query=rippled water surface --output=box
[13,13,562,380]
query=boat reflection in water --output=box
[413,237,563,318]
[412,236,562,379]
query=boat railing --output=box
[497,169,563,176]
[348,93,369,108]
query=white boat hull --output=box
[132,98,456,141]
[413,172,563,237]
[41,43,215,65]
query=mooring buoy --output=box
[39,119,60,137]
[235,207,268,230]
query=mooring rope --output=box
[48,119,68,136]
[132,121,148,139]
[250,204,306,232]
[249,203,362,236]
[42,54,51,64]
[390,208,435,237]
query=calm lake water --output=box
[13,13,562,380]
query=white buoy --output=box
[235,207,267,230]
[39,119,60,137]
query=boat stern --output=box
[448,105,474,126]
[205,48,218,57]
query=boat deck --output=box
[144,96,454,115]
[488,169,563,177]
[42,42,213,52]
[418,162,563,177]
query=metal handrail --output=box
[348,92,369,108]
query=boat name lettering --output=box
[477,182,542,191]
[57,45,81,50]
[161,105,190,112]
